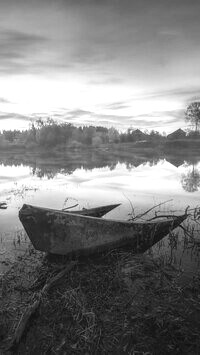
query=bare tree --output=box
[185,102,200,132]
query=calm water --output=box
[0,150,200,279]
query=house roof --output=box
[167,128,186,138]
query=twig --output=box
[179,224,194,239]
[130,199,173,221]
[123,193,135,217]
[9,261,77,349]
[42,261,77,293]
[62,203,79,211]
[147,214,180,221]
[62,197,79,211]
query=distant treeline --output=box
[0,118,165,149]
[0,119,199,150]
[0,119,164,148]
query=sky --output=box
[0,0,200,133]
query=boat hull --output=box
[67,203,121,218]
[19,204,186,255]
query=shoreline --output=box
[1,138,200,152]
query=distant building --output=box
[130,129,147,141]
[167,128,186,140]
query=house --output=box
[167,128,186,140]
[130,129,147,141]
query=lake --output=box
[0,149,200,280]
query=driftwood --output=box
[9,261,77,349]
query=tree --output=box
[108,127,120,143]
[181,166,200,192]
[82,126,96,145]
[92,135,102,147]
[3,130,20,142]
[185,102,200,132]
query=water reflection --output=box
[151,216,200,284]
[2,152,200,199]
[34,167,58,179]
[0,149,161,179]
[0,149,200,278]
[181,165,200,192]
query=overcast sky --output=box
[0,0,200,132]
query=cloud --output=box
[0,111,29,121]
[65,109,93,118]
[0,28,48,74]
[105,101,130,110]
[0,105,186,134]
[57,106,186,132]
[130,88,200,103]
[129,108,184,120]
[0,97,11,104]
[0,0,200,87]
[126,108,187,132]
[102,89,200,116]
[47,107,132,127]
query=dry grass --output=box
[0,246,199,355]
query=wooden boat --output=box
[19,204,187,256]
[62,203,121,218]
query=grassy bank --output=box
[163,139,200,153]
[0,248,199,355]
[2,139,200,165]
[2,138,200,152]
